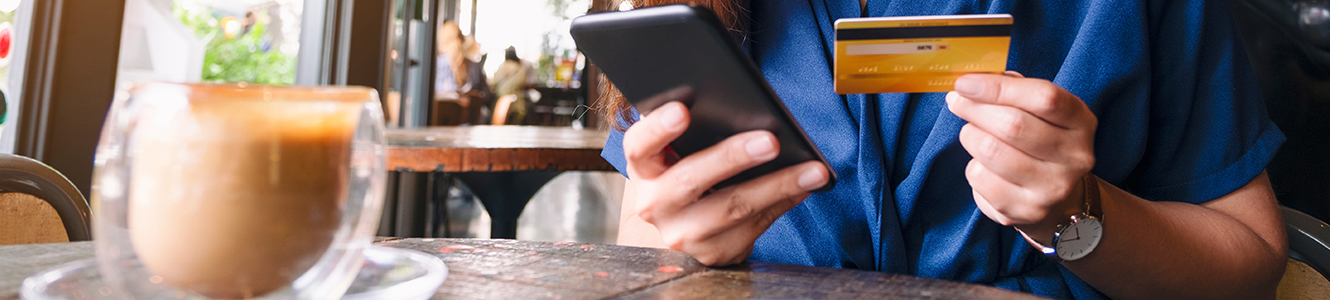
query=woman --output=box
[600,0,1288,299]
[436,21,491,125]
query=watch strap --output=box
[1018,227,1057,256]
[1083,174,1102,220]
[1016,173,1102,259]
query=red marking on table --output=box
[658,265,683,273]
[446,245,475,250]
[553,241,575,246]
[526,250,539,255]
[580,244,594,249]
[438,248,453,253]
[594,272,609,278]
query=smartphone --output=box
[570,4,837,192]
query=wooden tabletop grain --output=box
[0,238,1044,300]
[386,126,616,173]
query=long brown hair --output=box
[596,0,748,130]
[438,21,469,87]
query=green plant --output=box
[534,0,580,84]
[174,3,294,85]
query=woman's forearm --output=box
[1062,172,1287,299]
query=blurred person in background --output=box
[435,21,491,125]
[490,46,539,125]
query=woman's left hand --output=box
[945,72,1098,242]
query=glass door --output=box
[0,0,30,153]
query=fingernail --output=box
[745,135,776,159]
[660,104,685,131]
[798,166,826,191]
[955,76,982,96]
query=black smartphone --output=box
[571,4,837,192]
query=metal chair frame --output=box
[1284,206,1330,278]
[0,153,90,241]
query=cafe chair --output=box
[431,99,467,126]
[492,94,518,125]
[0,153,90,246]
[1277,206,1330,299]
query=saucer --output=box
[20,245,447,300]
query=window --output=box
[116,0,304,86]
[0,0,29,153]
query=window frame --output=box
[14,0,128,198]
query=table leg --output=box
[426,173,454,238]
[395,172,430,237]
[455,171,562,239]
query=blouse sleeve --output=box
[1059,0,1286,204]
[600,109,641,179]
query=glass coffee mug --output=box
[91,83,386,299]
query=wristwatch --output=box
[1017,174,1104,262]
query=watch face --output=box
[1055,217,1103,261]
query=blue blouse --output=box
[600,0,1284,298]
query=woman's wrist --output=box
[1014,174,1099,248]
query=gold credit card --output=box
[834,14,1013,94]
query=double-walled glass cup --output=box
[91,83,386,299]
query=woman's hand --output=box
[622,89,829,266]
[945,72,1098,242]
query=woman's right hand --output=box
[622,90,829,266]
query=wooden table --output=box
[0,239,1044,300]
[387,126,613,173]
[385,126,615,239]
